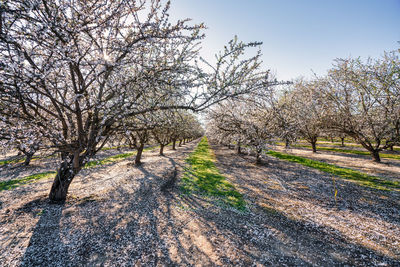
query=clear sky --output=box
[169,0,400,81]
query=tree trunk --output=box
[172,140,176,150]
[390,145,394,151]
[160,144,165,156]
[255,148,263,164]
[256,153,262,164]
[331,136,334,143]
[24,152,34,166]
[340,137,345,147]
[49,162,76,202]
[135,143,145,165]
[237,145,241,154]
[183,139,186,145]
[371,150,381,163]
[285,138,290,149]
[178,140,182,147]
[311,141,317,153]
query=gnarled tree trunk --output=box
[17,145,38,166]
[23,152,35,166]
[311,140,317,153]
[135,143,145,165]
[160,144,165,156]
[370,150,381,163]
[49,152,83,202]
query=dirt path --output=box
[273,146,400,181]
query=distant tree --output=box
[207,99,275,164]
[322,52,400,162]
[0,119,43,165]
[287,80,325,152]
[269,87,298,148]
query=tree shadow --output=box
[219,145,400,223]
[211,144,400,263]
[19,198,68,266]
[17,140,210,265]
[177,191,399,265]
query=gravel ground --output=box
[1,140,399,266]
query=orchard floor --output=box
[0,140,399,266]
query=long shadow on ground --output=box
[212,144,400,265]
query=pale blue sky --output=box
[169,0,400,81]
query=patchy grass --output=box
[267,150,400,192]
[180,137,246,210]
[100,145,130,151]
[278,142,400,160]
[0,159,18,165]
[0,146,132,166]
[85,145,158,167]
[0,171,56,191]
[318,137,353,143]
[0,146,159,192]
[0,156,39,166]
[0,153,64,166]
[309,145,400,160]
[318,142,400,152]
[85,152,136,168]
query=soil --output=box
[0,141,399,266]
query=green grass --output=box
[1,145,163,192]
[0,159,17,165]
[85,145,160,167]
[0,171,56,191]
[0,151,136,192]
[301,144,400,160]
[100,145,130,151]
[0,145,132,166]
[267,150,400,191]
[180,137,246,211]
[0,157,39,165]
[319,141,400,152]
[84,152,136,167]
[0,147,152,191]
[318,137,353,143]
[277,142,400,160]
